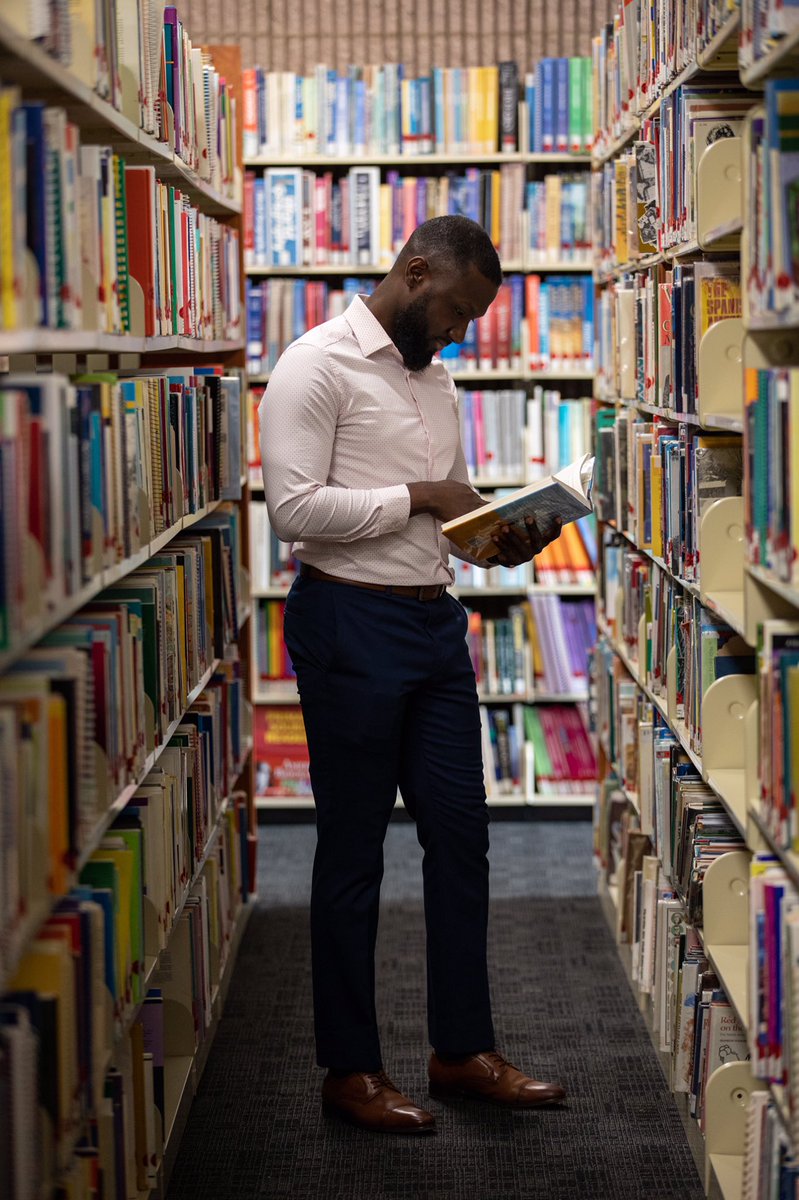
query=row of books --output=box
[595,261,742,415]
[242,61,594,159]
[744,367,799,589]
[594,407,744,584]
[465,597,595,698]
[245,166,594,275]
[740,0,799,72]
[520,703,597,795]
[3,3,239,195]
[0,794,251,1198]
[592,93,753,270]
[600,536,755,753]
[255,600,294,682]
[614,831,749,1128]
[0,98,241,336]
[591,0,741,152]
[0,371,243,656]
[459,390,592,483]
[741,1090,799,1199]
[245,164,529,269]
[480,702,596,797]
[0,511,244,985]
[747,86,799,322]
[245,273,594,377]
[252,700,596,801]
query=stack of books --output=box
[525,172,592,262]
[525,57,594,154]
[746,86,799,323]
[522,703,597,794]
[254,600,295,682]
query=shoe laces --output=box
[483,1050,514,1074]
[364,1070,396,1092]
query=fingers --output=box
[490,514,564,567]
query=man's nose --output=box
[449,321,470,344]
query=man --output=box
[260,215,566,1135]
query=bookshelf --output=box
[591,0,799,1194]
[244,67,600,810]
[0,11,257,1199]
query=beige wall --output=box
[184,0,615,73]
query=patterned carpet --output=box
[165,822,704,1200]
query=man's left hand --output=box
[486,514,563,568]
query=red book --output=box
[476,307,495,370]
[244,172,255,256]
[125,166,157,336]
[494,283,512,369]
[254,706,312,798]
[526,274,540,368]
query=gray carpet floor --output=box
[165,821,704,1200]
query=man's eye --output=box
[455,308,465,318]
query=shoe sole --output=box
[322,1101,437,1134]
[428,1084,565,1109]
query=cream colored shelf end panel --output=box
[702,674,758,828]
[702,852,750,1035]
[697,138,742,251]
[703,1063,761,1197]
[708,1152,743,1200]
[697,318,744,425]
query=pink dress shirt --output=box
[259,295,481,586]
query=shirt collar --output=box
[345,295,400,360]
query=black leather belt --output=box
[300,563,447,601]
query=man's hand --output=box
[486,513,563,568]
[407,480,486,523]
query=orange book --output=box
[526,274,540,368]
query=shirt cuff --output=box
[377,484,412,535]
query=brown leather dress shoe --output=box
[321,1070,436,1134]
[428,1050,566,1107]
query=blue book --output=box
[335,74,349,152]
[555,58,569,152]
[253,176,266,264]
[246,283,263,371]
[23,103,47,325]
[452,67,464,152]
[539,283,550,364]
[526,73,537,152]
[462,318,478,367]
[416,176,427,228]
[265,168,302,266]
[582,276,594,362]
[433,67,445,152]
[541,59,556,152]
[325,70,337,153]
[509,274,524,368]
[256,67,266,151]
[293,279,306,343]
[419,75,432,153]
[354,78,367,153]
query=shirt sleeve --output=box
[259,340,411,544]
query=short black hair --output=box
[400,215,503,287]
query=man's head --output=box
[384,216,502,372]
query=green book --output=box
[523,707,553,780]
[568,59,582,153]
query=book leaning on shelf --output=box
[442,452,595,560]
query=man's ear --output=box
[404,255,429,290]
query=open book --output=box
[442,453,595,561]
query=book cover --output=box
[254,705,311,798]
[442,453,595,561]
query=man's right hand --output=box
[407,481,487,522]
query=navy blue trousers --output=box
[283,574,495,1071]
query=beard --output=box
[392,293,435,372]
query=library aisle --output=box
[165,821,704,1200]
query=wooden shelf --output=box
[0,330,244,356]
[0,497,230,674]
[243,151,590,167]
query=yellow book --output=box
[485,65,499,152]
[129,1021,149,1191]
[47,693,70,896]
[651,445,664,558]
[614,158,629,265]
[0,88,17,330]
[468,67,481,152]
[522,600,544,678]
[10,938,77,1149]
[379,183,392,266]
[401,79,413,151]
[67,0,97,87]
[545,174,562,258]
